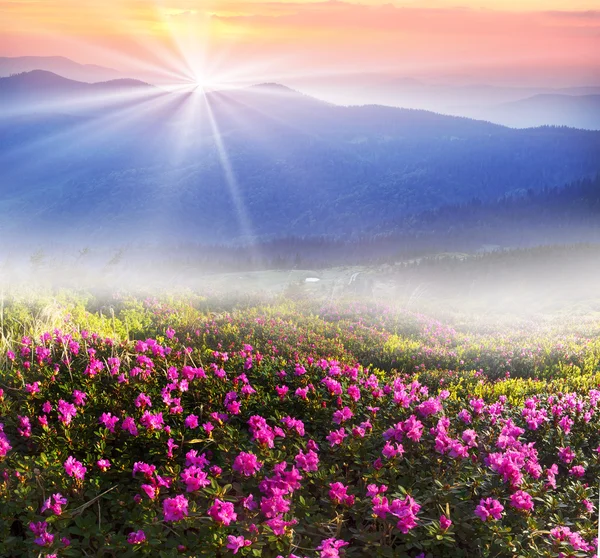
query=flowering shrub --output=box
[0,297,599,556]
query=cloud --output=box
[544,9,600,20]
[0,0,598,86]
[211,1,600,38]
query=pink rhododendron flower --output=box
[233,451,262,477]
[549,526,594,552]
[132,461,156,478]
[546,463,559,490]
[0,425,11,457]
[99,412,119,433]
[558,446,575,464]
[558,415,574,434]
[329,482,354,506]
[163,494,189,522]
[275,385,289,400]
[127,530,146,544]
[295,449,319,472]
[72,390,87,406]
[57,400,77,425]
[390,495,421,533]
[97,459,111,471]
[226,535,252,554]
[180,465,210,492]
[326,428,347,447]
[317,537,349,558]
[569,465,585,477]
[583,499,594,513]
[121,416,139,436]
[29,521,54,547]
[141,484,158,500]
[510,490,534,512]
[295,387,309,400]
[208,499,237,525]
[167,438,179,458]
[184,414,199,429]
[260,494,291,518]
[281,416,305,436]
[135,392,152,408]
[248,415,276,448]
[440,515,452,530]
[382,441,404,459]
[461,429,478,447]
[25,381,40,394]
[475,498,504,522]
[41,493,67,515]
[140,411,164,431]
[332,407,353,425]
[64,456,86,480]
[416,397,442,417]
[17,415,31,438]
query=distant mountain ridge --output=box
[0,70,152,90]
[3,55,600,129]
[0,70,157,115]
[0,70,599,245]
[485,94,600,130]
[0,56,122,83]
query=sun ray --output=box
[202,92,259,250]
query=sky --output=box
[0,0,599,88]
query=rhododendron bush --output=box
[0,295,599,557]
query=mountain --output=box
[0,70,158,115]
[484,94,600,130]
[0,56,122,83]
[288,74,600,128]
[0,74,599,246]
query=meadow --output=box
[1,291,599,557]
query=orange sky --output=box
[1,1,599,86]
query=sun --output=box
[186,71,205,89]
